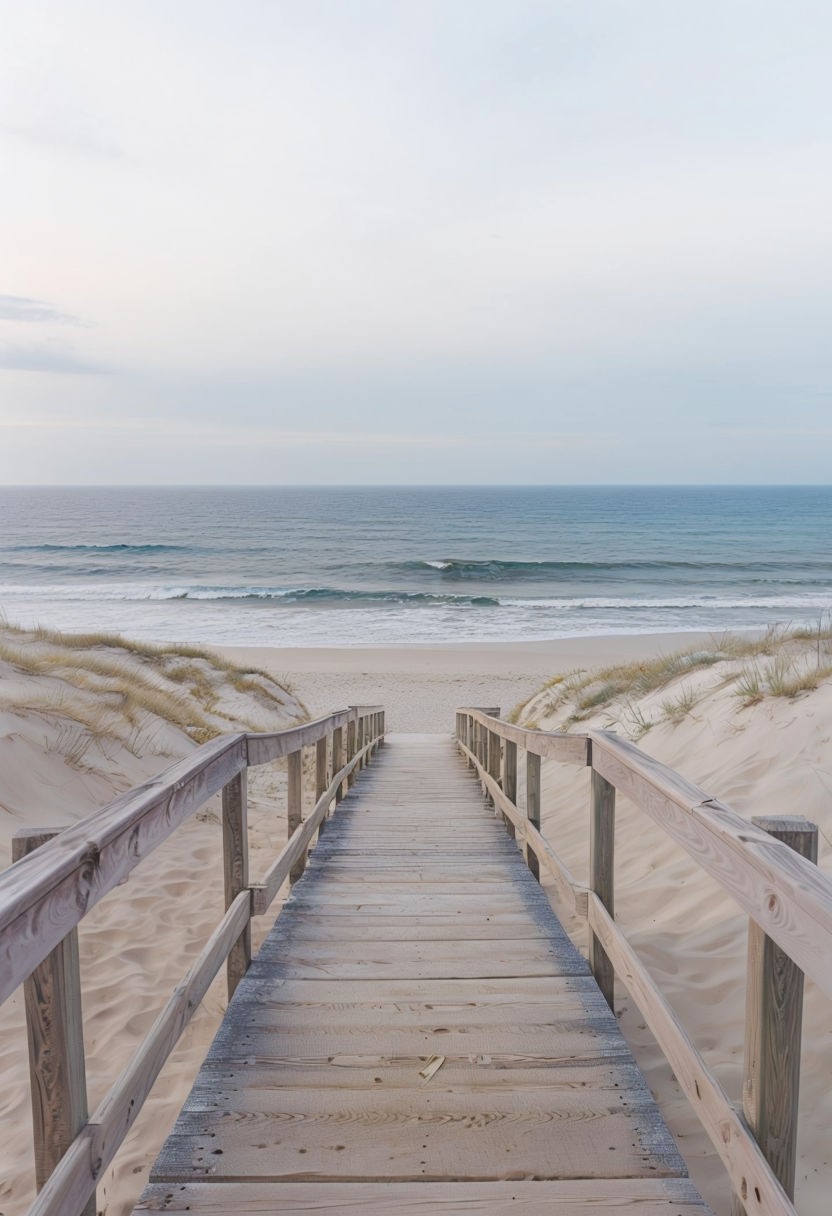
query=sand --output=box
[2,625,830,1216]
[218,631,714,732]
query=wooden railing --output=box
[456,707,831,1216]
[0,704,385,1216]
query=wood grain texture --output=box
[153,1091,684,1183]
[332,727,345,804]
[221,770,251,998]
[143,734,703,1211]
[12,830,94,1216]
[589,770,616,1011]
[287,750,304,884]
[526,750,541,882]
[136,1178,711,1213]
[740,818,818,1207]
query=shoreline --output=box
[216,630,716,731]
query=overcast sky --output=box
[2,0,832,484]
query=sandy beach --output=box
[218,631,715,732]
[2,624,831,1216]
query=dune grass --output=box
[514,620,832,733]
[0,622,306,759]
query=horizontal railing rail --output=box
[456,706,829,1216]
[1,704,385,1216]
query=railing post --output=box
[589,769,616,1011]
[288,748,305,883]
[346,717,357,788]
[315,734,328,834]
[333,726,345,803]
[465,714,473,766]
[484,729,496,807]
[735,816,818,1212]
[487,727,501,813]
[525,750,541,881]
[221,770,251,998]
[503,740,517,840]
[12,829,95,1216]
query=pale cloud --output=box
[0,294,83,325]
[0,343,105,374]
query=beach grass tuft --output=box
[516,620,832,737]
[0,622,307,756]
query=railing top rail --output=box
[588,728,832,1001]
[0,706,385,1006]
[458,706,589,764]
[457,708,832,1002]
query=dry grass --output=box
[734,653,832,706]
[515,619,832,733]
[0,622,306,757]
[24,622,286,686]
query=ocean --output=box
[1,485,831,647]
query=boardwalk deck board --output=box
[140,734,711,1212]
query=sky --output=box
[2,0,832,485]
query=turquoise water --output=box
[1,485,830,645]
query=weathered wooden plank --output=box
[304,864,527,882]
[192,1022,627,1062]
[273,912,565,940]
[204,973,613,1009]
[136,1178,711,1213]
[246,939,588,980]
[152,1090,685,1183]
[281,894,555,916]
[193,1056,643,1091]
[221,977,616,1023]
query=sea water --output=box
[1,485,830,647]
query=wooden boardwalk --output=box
[136,733,710,1214]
